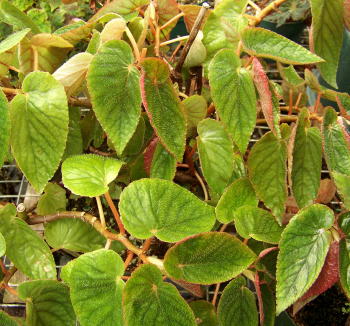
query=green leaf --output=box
[189,301,218,326]
[0,28,30,54]
[0,232,5,257]
[45,218,107,252]
[197,119,235,195]
[0,204,56,279]
[215,177,258,224]
[209,49,256,153]
[18,280,75,326]
[10,71,69,193]
[123,263,196,326]
[27,8,51,33]
[331,172,350,209]
[248,130,287,223]
[310,0,344,88]
[241,28,324,65]
[122,115,145,157]
[88,40,141,154]
[62,107,83,160]
[0,311,19,326]
[322,107,350,175]
[234,206,283,244]
[276,204,334,314]
[339,238,350,298]
[119,178,215,242]
[67,249,124,326]
[164,232,256,284]
[53,52,93,96]
[0,0,40,33]
[141,58,186,160]
[0,88,9,167]
[150,141,177,180]
[260,284,275,326]
[340,211,350,236]
[277,63,304,87]
[36,183,66,215]
[291,108,322,208]
[62,154,124,197]
[202,0,248,63]
[86,29,101,54]
[182,95,207,136]
[217,276,258,326]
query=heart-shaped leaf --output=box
[310,0,344,88]
[234,206,283,244]
[276,204,334,314]
[197,119,235,195]
[0,204,56,279]
[65,249,124,326]
[140,58,186,161]
[0,88,9,168]
[123,263,197,326]
[217,276,258,326]
[241,28,324,65]
[45,218,107,252]
[248,130,288,223]
[164,232,256,284]
[215,177,258,224]
[18,280,75,326]
[189,301,218,326]
[62,154,124,197]
[87,40,141,154]
[119,179,216,242]
[10,71,69,193]
[209,49,256,153]
[290,108,322,208]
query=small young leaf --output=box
[182,95,207,136]
[164,232,256,284]
[276,204,334,314]
[241,28,324,65]
[209,49,256,153]
[277,64,304,87]
[234,206,283,244]
[291,108,322,208]
[0,232,5,257]
[0,88,9,167]
[150,141,177,180]
[217,276,258,326]
[310,0,344,87]
[10,71,69,193]
[189,301,218,326]
[119,179,216,242]
[35,184,66,218]
[67,249,124,326]
[197,119,235,195]
[45,218,107,252]
[123,264,197,326]
[215,177,258,224]
[18,280,75,326]
[88,40,141,154]
[0,311,20,326]
[248,131,287,223]
[0,28,30,54]
[0,204,56,279]
[141,58,186,161]
[62,154,124,197]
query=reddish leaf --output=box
[316,178,337,204]
[301,241,339,301]
[345,0,350,31]
[143,137,158,175]
[252,58,276,135]
[170,278,204,298]
[179,5,211,32]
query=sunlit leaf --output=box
[0,28,30,54]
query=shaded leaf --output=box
[88,40,141,154]
[141,58,186,160]
[242,28,324,65]
[182,95,207,136]
[261,284,275,326]
[119,178,215,242]
[62,154,124,197]
[277,63,304,87]
[340,238,350,298]
[63,107,83,160]
[123,264,196,326]
[36,183,66,215]
[197,119,235,195]
[189,301,218,326]
[10,71,69,193]
[0,89,9,167]
[332,172,350,209]
[150,140,176,180]
[209,49,256,153]
[316,178,336,204]
[215,177,258,224]
[0,204,56,279]
[0,311,20,326]
[345,0,350,31]
[164,232,256,284]
[217,276,258,326]
[276,204,334,314]
[18,280,75,326]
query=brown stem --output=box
[212,283,221,306]
[288,89,293,115]
[258,246,278,259]
[174,3,209,76]
[254,273,265,325]
[89,146,115,157]
[141,237,153,253]
[251,0,289,26]
[1,87,20,95]
[0,266,17,288]
[104,192,126,235]
[124,251,135,270]
[160,12,184,30]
